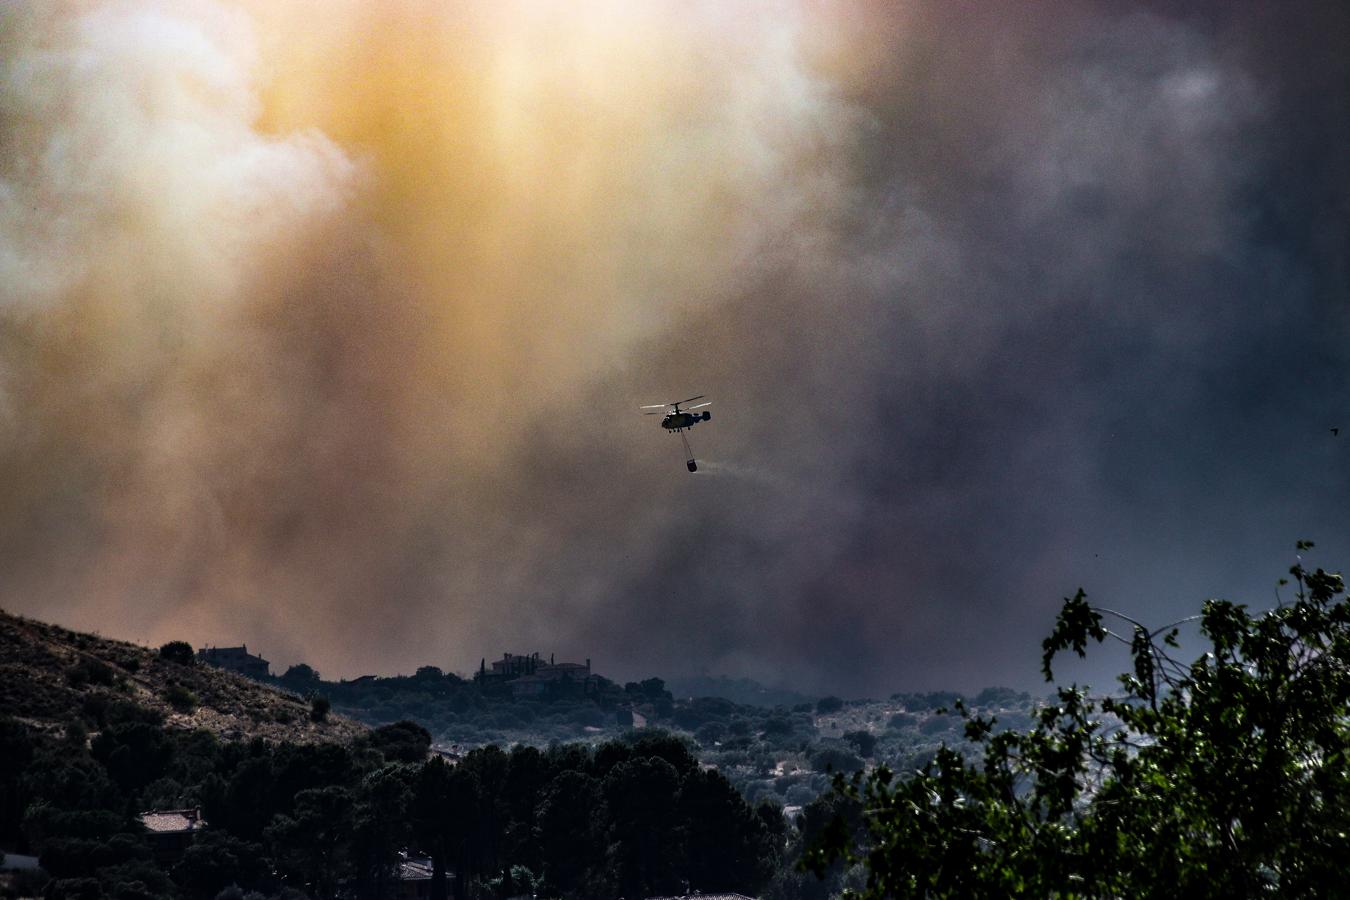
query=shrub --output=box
[809,745,864,774]
[164,684,198,713]
[694,721,725,746]
[66,658,114,688]
[920,714,953,735]
[887,712,917,731]
[158,641,195,665]
[816,696,844,714]
[309,695,331,723]
[843,729,878,758]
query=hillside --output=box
[0,609,365,744]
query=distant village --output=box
[196,645,602,699]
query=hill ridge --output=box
[0,608,364,744]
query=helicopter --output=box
[641,396,711,472]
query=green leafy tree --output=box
[807,546,1350,898]
[90,723,173,794]
[535,770,607,898]
[350,765,414,900]
[677,768,777,895]
[172,830,266,900]
[280,664,322,692]
[842,730,878,758]
[412,758,480,900]
[367,721,430,763]
[265,785,355,900]
[603,756,682,898]
[158,642,195,666]
[0,717,34,845]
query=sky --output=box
[1,0,1347,697]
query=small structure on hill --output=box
[475,652,596,698]
[396,853,432,900]
[139,808,206,862]
[197,645,270,679]
[395,850,457,900]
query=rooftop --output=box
[139,809,206,834]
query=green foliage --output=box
[266,786,356,900]
[365,720,431,763]
[10,677,783,900]
[809,745,864,775]
[890,691,964,712]
[163,684,198,713]
[280,664,321,692]
[807,548,1350,898]
[91,722,174,794]
[157,642,195,666]
[67,658,115,688]
[842,730,877,758]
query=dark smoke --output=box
[2,1,1347,696]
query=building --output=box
[197,645,270,679]
[396,853,433,900]
[475,652,596,697]
[139,809,206,863]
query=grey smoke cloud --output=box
[2,0,1347,696]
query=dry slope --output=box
[0,609,365,744]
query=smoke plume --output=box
[2,1,1347,694]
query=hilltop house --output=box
[474,652,596,698]
[197,645,270,679]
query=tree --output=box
[842,730,877,758]
[412,758,480,900]
[158,641,195,665]
[535,770,607,897]
[172,830,266,900]
[806,547,1350,898]
[349,765,414,900]
[603,757,682,899]
[367,720,431,763]
[265,786,355,900]
[309,695,331,723]
[280,664,322,692]
[677,768,777,895]
[808,746,863,775]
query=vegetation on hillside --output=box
[0,612,364,746]
[1,704,781,900]
[264,656,1035,819]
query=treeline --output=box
[264,661,1041,814]
[0,698,787,900]
[269,665,672,744]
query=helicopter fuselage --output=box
[661,410,710,431]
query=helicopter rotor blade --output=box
[685,402,711,410]
[676,395,705,405]
[639,404,670,410]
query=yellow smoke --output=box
[0,0,861,673]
